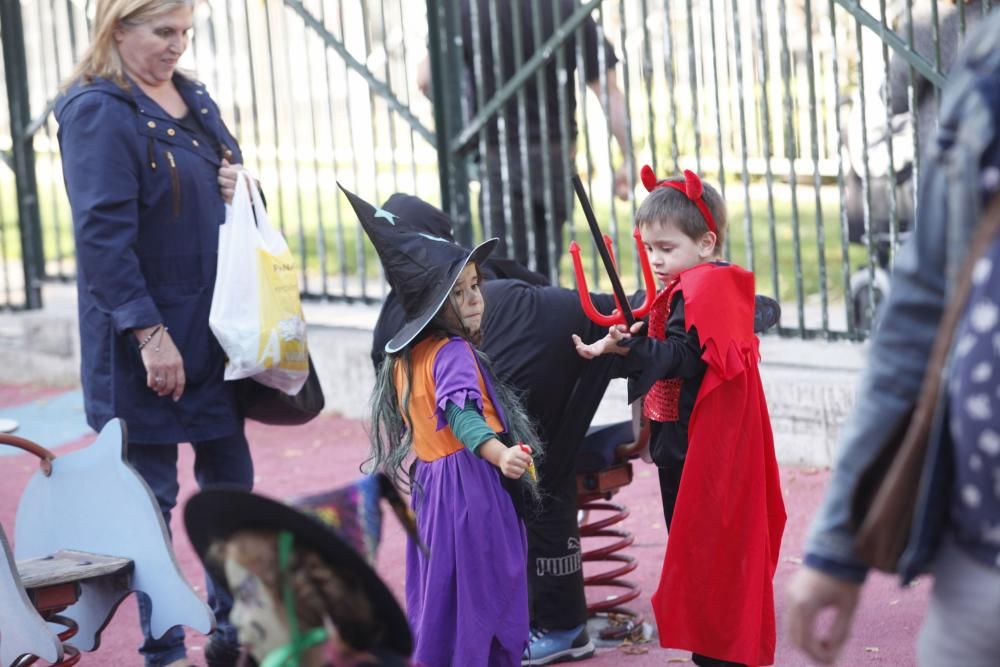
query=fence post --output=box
[1,0,44,309]
[426,0,473,246]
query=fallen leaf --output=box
[864,646,880,653]
[619,645,650,655]
[666,658,691,663]
[889,599,899,606]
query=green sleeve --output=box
[444,398,497,456]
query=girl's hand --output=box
[135,326,186,401]
[497,445,533,479]
[479,439,533,479]
[218,158,246,203]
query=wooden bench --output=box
[1,542,135,666]
[19,550,134,614]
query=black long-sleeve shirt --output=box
[620,291,706,468]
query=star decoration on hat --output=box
[373,207,398,225]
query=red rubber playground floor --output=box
[0,384,928,666]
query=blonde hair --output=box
[63,0,194,90]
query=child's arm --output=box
[572,320,646,359]
[444,399,533,479]
[478,439,533,479]
[619,292,706,402]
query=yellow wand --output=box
[519,443,537,482]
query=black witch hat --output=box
[185,474,416,656]
[340,185,497,353]
[381,192,456,240]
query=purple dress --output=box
[403,337,528,666]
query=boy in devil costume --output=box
[573,166,786,667]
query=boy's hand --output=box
[572,321,645,359]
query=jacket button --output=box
[167,128,176,136]
[192,139,200,147]
[147,120,156,128]
[224,149,233,158]
[196,90,204,95]
[201,108,208,114]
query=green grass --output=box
[262,176,868,309]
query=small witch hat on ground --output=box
[184,473,420,658]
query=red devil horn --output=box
[683,169,703,200]
[640,164,659,193]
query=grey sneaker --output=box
[521,624,596,665]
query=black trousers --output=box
[526,451,588,630]
[523,354,620,632]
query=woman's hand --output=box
[218,158,247,203]
[572,320,644,359]
[786,566,863,664]
[479,439,533,479]
[614,162,633,201]
[134,325,186,401]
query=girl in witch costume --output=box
[184,474,418,667]
[573,167,786,667]
[341,186,539,667]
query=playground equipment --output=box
[575,416,648,641]
[0,419,213,666]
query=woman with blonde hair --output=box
[57,1,254,665]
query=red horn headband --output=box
[640,165,718,236]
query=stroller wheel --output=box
[849,267,891,332]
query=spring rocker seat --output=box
[0,419,213,667]
[575,416,650,640]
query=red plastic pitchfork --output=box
[569,175,655,328]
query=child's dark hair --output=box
[635,177,727,251]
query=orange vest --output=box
[395,337,505,462]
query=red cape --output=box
[651,263,786,667]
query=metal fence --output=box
[1,0,993,339]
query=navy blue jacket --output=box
[56,74,244,444]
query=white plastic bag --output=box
[210,171,308,395]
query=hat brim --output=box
[385,238,498,354]
[183,488,412,656]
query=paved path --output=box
[0,386,927,666]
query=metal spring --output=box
[14,614,82,667]
[579,500,643,640]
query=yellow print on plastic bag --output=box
[257,247,309,372]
